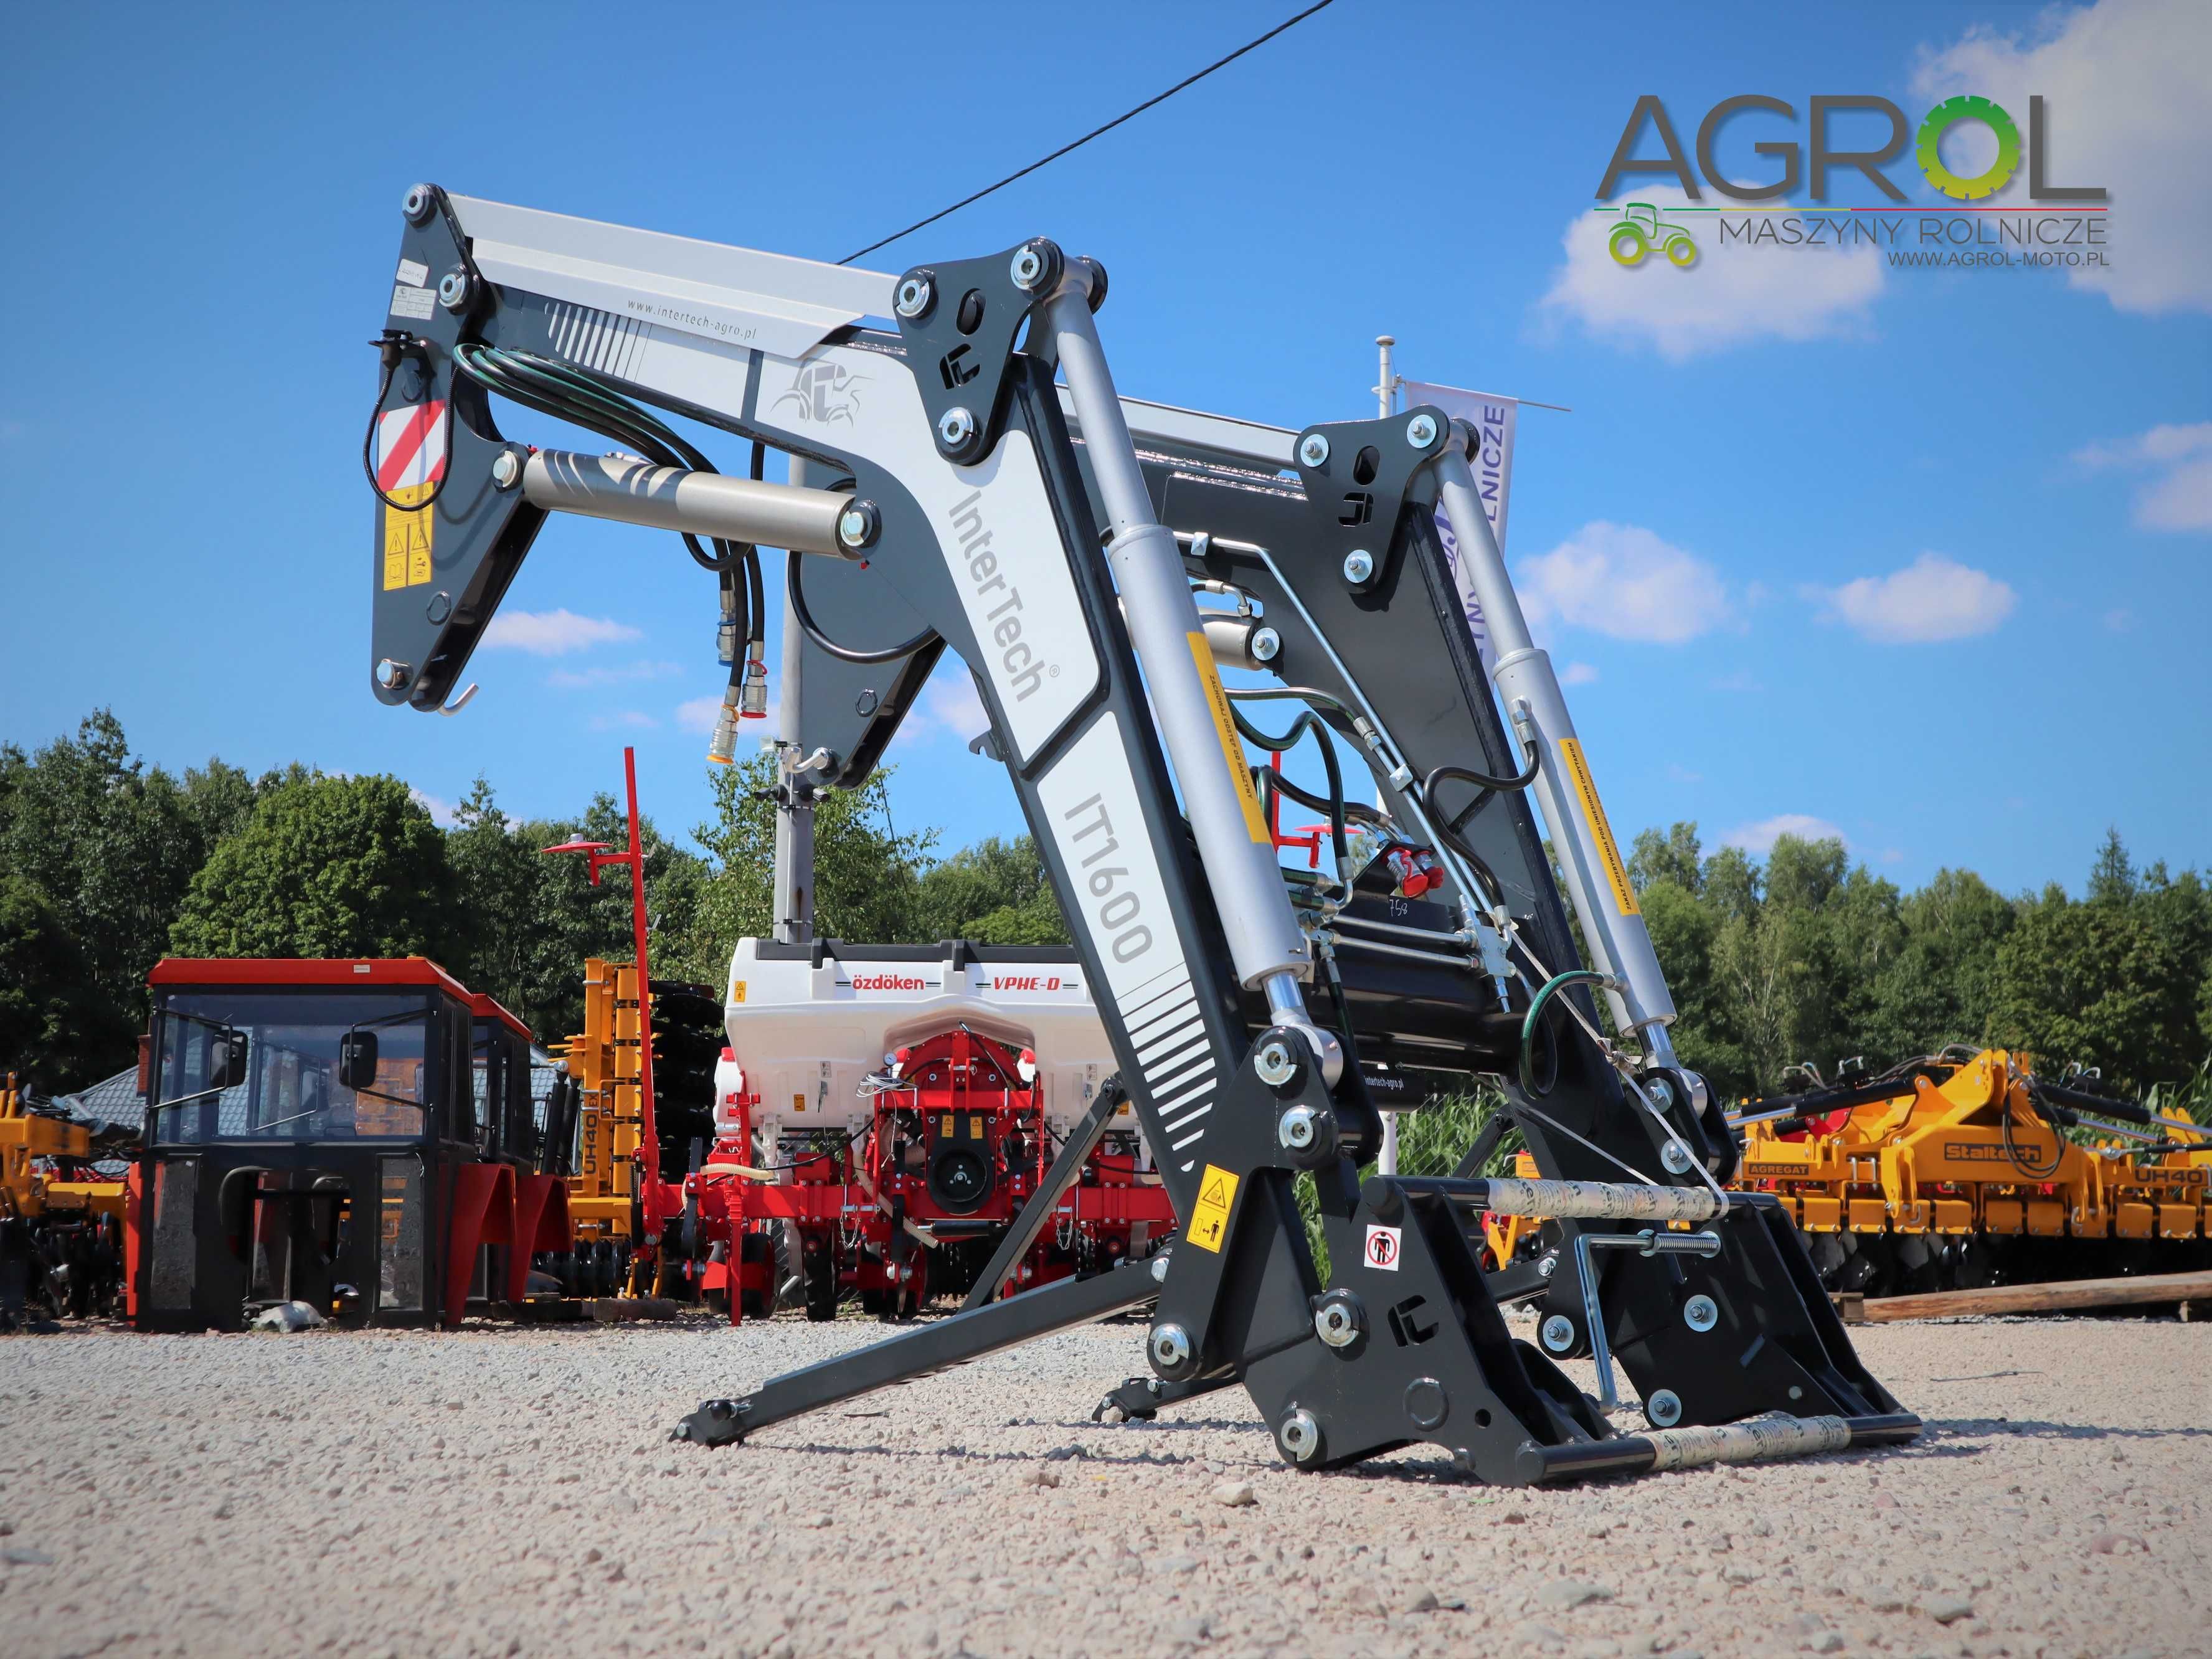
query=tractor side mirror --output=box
[338,1030,380,1090]
[209,1028,251,1091]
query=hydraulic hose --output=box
[1518,968,1615,1098]
[1231,701,1351,873]
[786,549,938,665]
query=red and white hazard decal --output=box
[375,400,448,494]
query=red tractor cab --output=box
[135,958,573,1331]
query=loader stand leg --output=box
[674,1257,1161,1447]
[964,1082,1124,1311]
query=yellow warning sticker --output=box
[729,980,748,1004]
[1186,632,1272,843]
[1185,1163,1241,1254]
[382,481,435,591]
[1559,737,1640,917]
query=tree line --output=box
[4,711,2206,1115]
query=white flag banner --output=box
[1402,380,1519,670]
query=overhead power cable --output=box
[839,1,1336,266]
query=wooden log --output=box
[1860,1269,2212,1323]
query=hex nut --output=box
[1341,549,1375,584]
[1406,412,1439,448]
[1297,432,1330,469]
[1540,1313,1576,1353]
[1647,1388,1684,1427]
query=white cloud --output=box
[1912,0,2212,316]
[1516,522,1734,645]
[1560,661,1600,686]
[1539,185,1884,361]
[1807,554,2016,643]
[676,696,724,734]
[1709,671,1764,694]
[2071,422,2212,532]
[1666,763,1703,785]
[481,609,641,656]
[586,711,658,732]
[1725,814,1847,855]
[908,669,991,744]
[547,659,684,689]
[409,787,458,827]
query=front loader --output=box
[359,184,1915,1484]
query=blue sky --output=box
[3,1,2206,896]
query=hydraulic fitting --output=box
[716,588,738,666]
[706,686,742,765]
[741,648,768,718]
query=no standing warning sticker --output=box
[1364,1224,1402,1271]
[377,400,447,592]
[1185,1164,1240,1254]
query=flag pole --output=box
[1374,334,1397,418]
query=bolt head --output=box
[1297,432,1330,469]
[1660,1140,1694,1175]
[491,450,521,489]
[437,268,471,313]
[894,274,934,319]
[1150,1253,1170,1283]
[1646,1076,1676,1110]
[1647,1388,1684,1428]
[1341,549,1375,584]
[837,500,879,550]
[1406,412,1439,448]
[937,406,976,450]
[1249,625,1281,664]
[1540,1313,1575,1353]
[1278,1409,1321,1463]
[1009,244,1047,290]
[1684,1294,1719,1333]
[1149,1323,1192,1371]
[1538,1253,1557,1277]
[375,658,411,691]
[402,184,435,225]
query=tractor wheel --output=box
[1663,232,1696,267]
[1609,223,1648,267]
[738,1232,773,1319]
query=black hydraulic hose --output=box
[362,339,456,514]
[1232,702,1351,872]
[1421,746,1539,843]
[1257,767,1389,831]
[452,342,755,582]
[1742,1067,1950,1135]
[786,549,938,666]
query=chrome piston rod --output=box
[519,449,853,556]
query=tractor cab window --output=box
[152,991,433,1144]
[470,1019,505,1158]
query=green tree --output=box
[169,773,465,962]
[1628,821,1704,896]
[444,776,707,1046]
[0,711,264,1087]
[914,836,1070,946]
[0,874,116,1093]
[675,753,937,975]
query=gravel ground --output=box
[1,1311,2203,1659]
